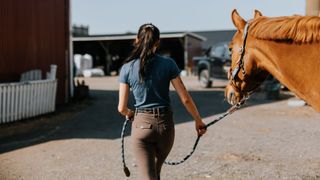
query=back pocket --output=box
[135,122,152,129]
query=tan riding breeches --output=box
[131,109,175,180]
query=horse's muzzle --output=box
[225,84,243,105]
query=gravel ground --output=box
[0,76,319,180]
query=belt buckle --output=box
[140,109,151,114]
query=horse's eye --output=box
[229,48,232,53]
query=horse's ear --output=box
[254,9,263,18]
[231,9,246,31]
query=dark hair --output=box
[125,23,160,82]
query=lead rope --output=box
[120,99,246,177]
[121,118,131,177]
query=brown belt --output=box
[135,107,171,114]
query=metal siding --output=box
[194,30,236,49]
[0,0,69,104]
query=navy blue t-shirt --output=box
[119,54,181,108]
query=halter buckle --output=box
[238,46,244,54]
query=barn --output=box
[0,0,71,104]
[72,32,206,76]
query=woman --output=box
[118,23,206,180]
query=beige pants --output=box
[131,109,175,180]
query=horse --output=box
[225,9,320,112]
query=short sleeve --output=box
[169,59,181,80]
[118,64,129,84]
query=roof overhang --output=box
[72,32,206,42]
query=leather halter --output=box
[230,22,249,81]
[229,22,265,96]
[228,22,250,95]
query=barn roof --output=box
[72,32,206,42]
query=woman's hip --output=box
[132,108,174,141]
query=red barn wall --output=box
[0,0,70,104]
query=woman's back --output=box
[119,54,181,108]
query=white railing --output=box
[0,79,57,124]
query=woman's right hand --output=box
[195,120,207,136]
[126,109,135,122]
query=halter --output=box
[229,22,255,96]
[230,22,249,82]
[229,22,268,100]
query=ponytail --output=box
[125,23,160,82]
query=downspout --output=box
[68,0,74,99]
[184,35,189,76]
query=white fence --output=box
[0,79,57,124]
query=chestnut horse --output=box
[225,9,320,112]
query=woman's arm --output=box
[118,83,134,118]
[171,76,206,136]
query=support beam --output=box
[306,0,320,16]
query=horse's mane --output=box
[249,15,320,43]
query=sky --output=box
[72,0,305,35]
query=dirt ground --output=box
[0,76,319,180]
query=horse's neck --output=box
[255,41,320,111]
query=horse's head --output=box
[225,9,269,105]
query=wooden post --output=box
[306,0,320,16]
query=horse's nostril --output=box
[230,91,235,98]
[230,92,236,105]
[227,90,235,105]
[225,84,237,105]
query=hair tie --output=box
[145,24,154,30]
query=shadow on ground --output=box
[0,88,293,154]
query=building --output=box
[73,32,206,75]
[73,25,89,37]
[0,0,71,104]
[193,30,236,50]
